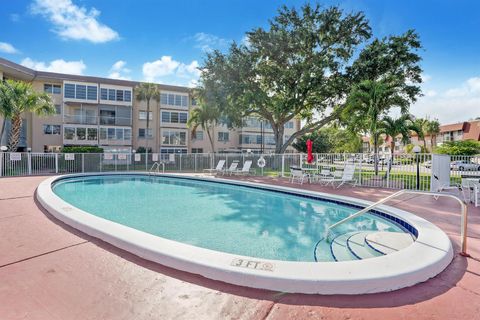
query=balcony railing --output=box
[64,114,132,126]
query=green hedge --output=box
[62,146,104,153]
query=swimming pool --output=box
[37,173,453,294]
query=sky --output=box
[1,0,479,124]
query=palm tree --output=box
[0,81,14,146]
[187,102,220,153]
[380,114,416,156]
[413,117,429,151]
[135,83,160,157]
[0,80,55,151]
[425,119,440,151]
[346,79,410,175]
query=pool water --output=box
[53,175,406,262]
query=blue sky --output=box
[1,0,479,123]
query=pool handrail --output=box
[326,190,469,256]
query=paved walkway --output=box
[0,175,479,320]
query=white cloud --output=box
[142,56,201,87]
[193,32,229,52]
[0,42,19,54]
[421,74,431,83]
[411,76,480,123]
[21,57,86,75]
[143,56,180,80]
[30,0,119,43]
[108,60,131,80]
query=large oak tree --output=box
[199,3,423,153]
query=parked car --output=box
[450,160,480,171]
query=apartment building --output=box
[0,57,300,154]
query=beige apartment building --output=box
[0,58,300,154]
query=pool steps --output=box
[330,231,414,262]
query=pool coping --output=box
[36,172,454,295]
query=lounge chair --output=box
[290,166,310,184]
[203,159,225,175]
[320,164,357,188]
[224,161,239,176]
[233,160,253,175]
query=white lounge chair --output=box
[224,161,239,176]
[321,164,357,188]
[233,160,253,175]
[290,166,310,184]
[203,159,225,175]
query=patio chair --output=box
[321,164,357,188]
[224,161,240,176]
[233,160,253,176]
[314,168,333,184]
[290,166,310,184]
[203,159,225,175]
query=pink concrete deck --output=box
[0,175,479,320]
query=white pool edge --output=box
[36,172,454,295]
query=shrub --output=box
[435,140,480,155]
[62,146,104,153]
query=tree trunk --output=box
[145,99,150,157]
[373,134,379,176]
[274,125,285,154]
[8,114,22,152]
[423,139,427,152]
[206,125,215,153]
[431,135,435,152]
[0,118,6,146]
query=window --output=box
[64,84,75,98]
[179,113,188,123]
[193,131,204,140]
[54,104,62,115]
[116,90,124,101]
[162,130,186,145]
[191,98,197,106]
[87,128,97,141]
[139,111,153,120]
[284,121,294,129]
[107,128,115,140]
[76,127,86,140]
[161,111,188,123]
[101,88,108,100]
[100,128,107,140]
[161,111,170,122]
[191,148,203,153]
[87,86,97,100]
[76,85,86,100]
[124,90,131,102]
[43,124,61,135]
[218,132,229,142]
[116,128,124,140]
[160,93,188,107]
[44,84,61,94]
[64,127,75,139]
[124,128,132,140]
[108,89,116,101]
[171,112,179,123]
[138,128,153,139]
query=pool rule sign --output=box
[231,258,274,272]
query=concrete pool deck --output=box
[0,175,479,319]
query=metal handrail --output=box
[326,189,470,256]
[149,162,164,174]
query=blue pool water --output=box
[52,175,407,262]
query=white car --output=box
[450,160,480,171]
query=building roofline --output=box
[0,57,191,93]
